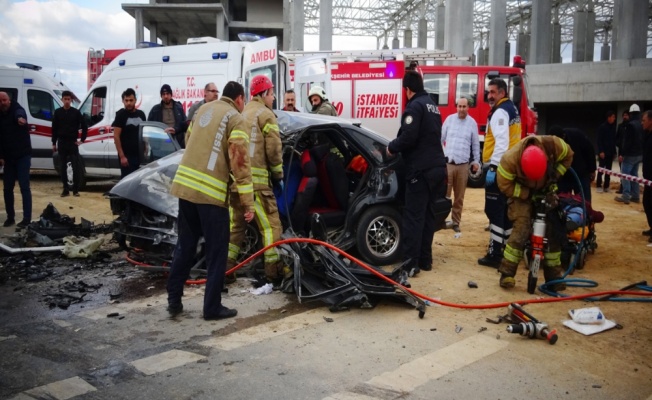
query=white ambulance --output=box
[75,37,289,186]
[0,63,80,169]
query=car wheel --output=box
[467,166,486,188]
[356,205,402,266]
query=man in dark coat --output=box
[549,126,596,202]
[596,110,617,193]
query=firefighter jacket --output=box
[483,97,521,166]
[312,100,338,116]
[239,97,283,191]
[497,135,573,201]
[170,97,254,213]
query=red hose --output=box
[127,237,652,309]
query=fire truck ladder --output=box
[283,48,470,63]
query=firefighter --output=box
[308,86,338,116]
[478,78,522,268]
[386,71,447,277]
[496,135,573,291]
[227,75,285,285]
[166,81,254,320]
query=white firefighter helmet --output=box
[308,85,328,101]
[629,103,640,113]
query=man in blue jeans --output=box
[615,104,644,205]
[0,91,32,228]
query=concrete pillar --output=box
[291,0,304,50]
[444,0,473,60]
[319,0,332,50]
[476,48,485,66]
[612,0,647,60]
[392,34,400,49]
[484,47,489,65]
[530,0,552,64]
[418,17,428,48]
[572,9,587,62]
[488,0,507,65]
[149,22,157,44]
[404,29,412,48]
[585,6,595,61]
[283,0,291,51]
[600,44,611,61]
[135,8,144,45]
[435,2,445,50]
[216,11,226,41]
[161,32,168,46]
[504,41,511,65]
[517,32,530,62]
[552,21,562,63]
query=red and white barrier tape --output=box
[597,167,652,187]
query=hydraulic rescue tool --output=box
[506,303,558,345]
[525,196,548,294]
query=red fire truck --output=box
[289,50,537,145]
[87,48,129,90]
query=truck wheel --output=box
[355,205,402,266]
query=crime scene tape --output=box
[597,167,652,187]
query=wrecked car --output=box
[107,111,451,266]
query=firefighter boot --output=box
[478,239,503,268]
[544,265,567,292]
[224,259,237,285]
[497,259,518,289]
[265,261,284,290]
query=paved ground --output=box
[1,172,651,400]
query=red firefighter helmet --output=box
[521,145,548,181]
[250,75,274,97]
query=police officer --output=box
[478,78,521,268]
[227,75,285,285]
[386,71,447,277]
[166,81,254,320]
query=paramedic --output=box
[496,135,573,290]
[166,81,254,320]
[478,78,521,268]
[227,75,285,285]
[386,71,447,277]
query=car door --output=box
[138,121,181,166]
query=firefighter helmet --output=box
[308,85,327,101]
[250,75,274,97]
[629,103,640,113]
[521,145,548,181]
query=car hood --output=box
[109,151,183,217]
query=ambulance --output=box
[74,37,290,186]
[0,63,80,169]
[290,50,537,143]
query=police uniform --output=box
[388,91,447,274]
[228,96,284,281]
[480,97,521,265]
[496,135,573,289]
[166,97,253,318]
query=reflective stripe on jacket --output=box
[483,97,521,165]
[170,97,254,212]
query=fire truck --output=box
[87,48,129,90]
[288,49,537,145]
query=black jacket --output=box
[596,121,616,156]
[148,100,187,146]
[643,130,652,180]
[0,101,31,160]
[561,128,596,178]
[621,113,644,157]
[388,91,446,179]
[52,106,88,144]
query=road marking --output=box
[77,287,203,320]
[53,319,72,328]
[130,349,205,376]
[365,334,508,393]
[200,308,348,351]
[23,376,96,400]
[323,392,381,400]
[0,335,17,342]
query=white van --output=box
[0,63,80,169]
[75,37,290,187]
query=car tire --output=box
[467,166,486,188]
[355,205,402,266]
